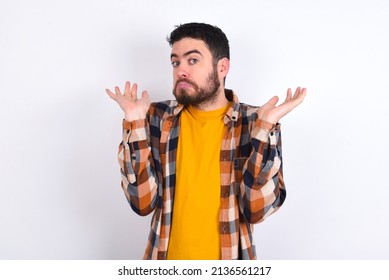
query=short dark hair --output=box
[167,22,230,63]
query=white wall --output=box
[1,0,388,259]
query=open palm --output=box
[258,87,306,124]
[106,81,151,122]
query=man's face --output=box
[171,38,221,106]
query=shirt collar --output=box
[224,89,240,124]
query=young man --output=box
[106,22,306,260]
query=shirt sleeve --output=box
[239,118,286,224]
[118,119,159,216]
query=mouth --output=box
[176,81,193,89]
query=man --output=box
[106,22,306,260]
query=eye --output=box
[171,61,179,67]
[189,58,198,65]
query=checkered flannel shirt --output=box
[118,89,286,260]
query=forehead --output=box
[171,38,212,57]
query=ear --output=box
[217,57,230,79]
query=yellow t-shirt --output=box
[167,103,230,260]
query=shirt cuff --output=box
[252,119,280,143]
[122,119,148,142]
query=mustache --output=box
[175,78,197,89]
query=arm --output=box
[239,87,306,223]
[239,119,285,224]
[107,82,158,216]
[118,118,159,216]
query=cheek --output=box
[172,68,182,80]
[173,76,180,87]
[172,70,178,83]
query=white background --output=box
[0,0,388,259]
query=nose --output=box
[175,64,189,79]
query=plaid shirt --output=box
[118,89,286,260]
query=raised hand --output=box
[257,87,307,125]
[106,81,151,122]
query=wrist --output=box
[124,111,146,122]
[257,118,276,131]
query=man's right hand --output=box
[106,81,151,122]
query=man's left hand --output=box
[257,87,307,125]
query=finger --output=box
[141,90,150,100]
[131,83,138,98]
[105,89,116,100]
[285,88,292,102]
[292,87,302,100]
[296,87,307,102]
[124,81,131,96]
[115,86,122,95]
[267,96,279,106]
[293,87,306,101]
[287,87,306,107]
[279,89,292,106]
[260,96,279,111]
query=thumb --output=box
[141,90,149,99]
[265,96,279,107]
[141,90,150,103]
[141,91,151,107]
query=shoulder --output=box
[237,102,260,121]
[229,91,260,120]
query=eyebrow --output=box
[170,49,203,60]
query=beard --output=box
[173,66,221,107]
